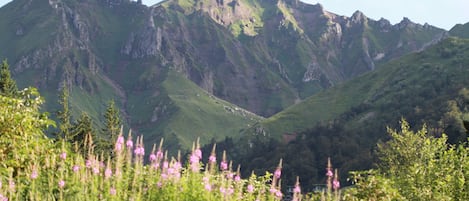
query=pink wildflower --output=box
[126,140,133,148]
[30,169,38,179]
[60,152,67,160]
[105,168,112,178]
[205,183,212,191]
[209,155,216,163]
[220,161,228,171]
[73,165,80,172]
[58,180,65,188]
[234,175,241,182]
[269,187,277,194]
[274,168,281,179]
[247,184,254,193]
[275,190,283,198]
[110,187,116,195]
[85,160,92,168]
[156,150,163,159]
[194,149,202,159]
[117,136,124,144]
[149,153,157,161]
[326,169,333,177]
[134,146,145,156]
[333,179,340,190]
[115,143,122,151]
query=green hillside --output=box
[256,37,469,140]
[129,70,263,151]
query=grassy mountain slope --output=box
[450,22,469,39]
[256,37,469,139]
[126,70,262,150]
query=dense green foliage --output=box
[0,87,55,175]
[345,120,469,200]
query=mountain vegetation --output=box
[0,0,447,152]
[1,0,469,198]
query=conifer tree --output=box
[57,83,72,141]
[0,59,18,97]
[103,100,121,144]
[71,112,95,154]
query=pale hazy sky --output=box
[1,0,468,30]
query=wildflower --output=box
[220,187,226,194]
[227,187,234,195]
[209,155,216,163]
[247,184,254,193]
[326,169,333,177]
[60,152,67,160]
[115,143,122,151]
[93,167,100,174]
[274,168,281,179]
[234,175,241,182]
[85,160,92,168]
[149,153,157,161]
[205,183,212,191]
[275,190,283,199]
[333,179,340,190]
[30,169,38,179]
[117,136,124,144]
[156,150,163,159]
[194,149,202,159]
[58,180,65,188]
[152,162,160,170]
[105,168,112,179]
[73,165,80,172]
[227,172,234,179]
[0,194,6,201]
[134,146,145,156]
[294,183,301,193]
[190,154,199,164]
[126,139,133,148]
[269,187,277,194]
[190,153,200,172]
[110,187,116,195]
[220,161,228,171]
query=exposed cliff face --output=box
[0,0,449,150]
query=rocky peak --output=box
[396,17,415,29]
[351,10,367,24]
[377,18,392,31]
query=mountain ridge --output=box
[0,0,452,151]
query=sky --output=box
[1,0,468,30]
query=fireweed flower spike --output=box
[220,151,228,171]
[292,176,302,201]
[333,169,340,190]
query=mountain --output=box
[450,22,469,39]
[254,37,469,139]
[230,36,469,190]
[0,0,447,151]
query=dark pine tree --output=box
[57,83,72,141]
[102,100,122,154]
[0,60,18,97]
